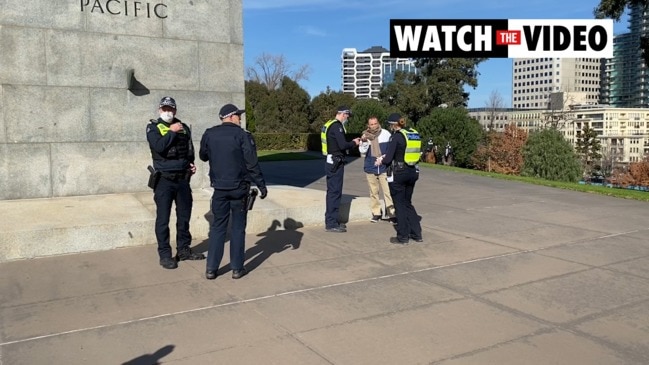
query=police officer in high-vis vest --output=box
[375,113,423,244]
[147,96,205,269]
[321,105,361,232]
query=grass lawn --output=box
[420,163,649,202]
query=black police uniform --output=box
[325,119,357,230]
[146,116,196,262]
[382,130,423,243]
[199,123,267,276]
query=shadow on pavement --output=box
[121,344,174,365]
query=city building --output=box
[341,46,417,99]
[468,104,649,164]
[512,57,602,109]
[601,3,649,107]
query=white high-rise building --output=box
[341,46,417,99]
[342,46,390,99]
[512,58,602,109]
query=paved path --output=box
[1,158,649,364]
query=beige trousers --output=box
[365,173,395,218]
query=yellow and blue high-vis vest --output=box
[398,128,422,165]
[320,119,346,155]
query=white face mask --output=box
[160,111,174,123]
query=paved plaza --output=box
[1,158,649,364]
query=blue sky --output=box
[243,0,630,108]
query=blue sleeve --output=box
[332,125,356,151]
[382,133,404,166]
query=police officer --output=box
[376,113,423,244]
[146,96,205,269]
[321,106,361,232]
[199,103,267,280]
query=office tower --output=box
[512,57,601,109]
[601,4,649,107]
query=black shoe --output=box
[325,226,347,233]
[232,269,248,279]
[176,247,205,261]
[338,223,347,229]
[409,235,423,242]
[390,237,409,245]
[160,257,178,269]
[389,218,398,225]
[205,270,217,280]
[370,215,381,223]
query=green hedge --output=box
[253,133,362,155]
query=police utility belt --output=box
[393,161,417,170]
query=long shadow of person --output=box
[122,344,174,365]
[244,218,304,272]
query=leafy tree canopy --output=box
[522,129,582,182]
[416,107,484,168]
[309,91,356,132]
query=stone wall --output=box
[0,0,244,200]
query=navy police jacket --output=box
[199,123,266,191]
[146,117,195,173]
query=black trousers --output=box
[389,166,422,241]
[154,176,193,259]
[206,185,248,272]
[325,162,345,229]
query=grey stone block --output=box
[199,43,244,93]
[0,143,51,200]
[51,142,153,196]
[0,26,47,84]
[229,0,243,45]
[83,2,164,36]
[45,31,200,90]
[164,0,233,43]
[0,86,5,143]
[0,0,84,29]
[4,85,91,143]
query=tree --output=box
[275,77,311,133]
[253,92,281,133]
[522,128,582,182]
[575,125,603,177]
[246,53,311,91]
[484,90,506,131]
[617,159,649,186]
[308,90,356,132]
[416,107,484,168]
[379,71,429,125]
[415,58,487,108]
[473,124,528,174]
[245,80,270,109]
[244,98,256,132]
[543,91,576,129]
[347,99,389,134]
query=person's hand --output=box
[189,163,196,175]
[353,137,361,146]
[374,155,384,166]
[169,122,183,133]
[259,187,268,199]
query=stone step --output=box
[0,186,370,262]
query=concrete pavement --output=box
[1,157,649,364]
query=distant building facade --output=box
[601,4,649,107]
[341,46,417,99]
[468,105,649,164]
[512,57,602,109]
